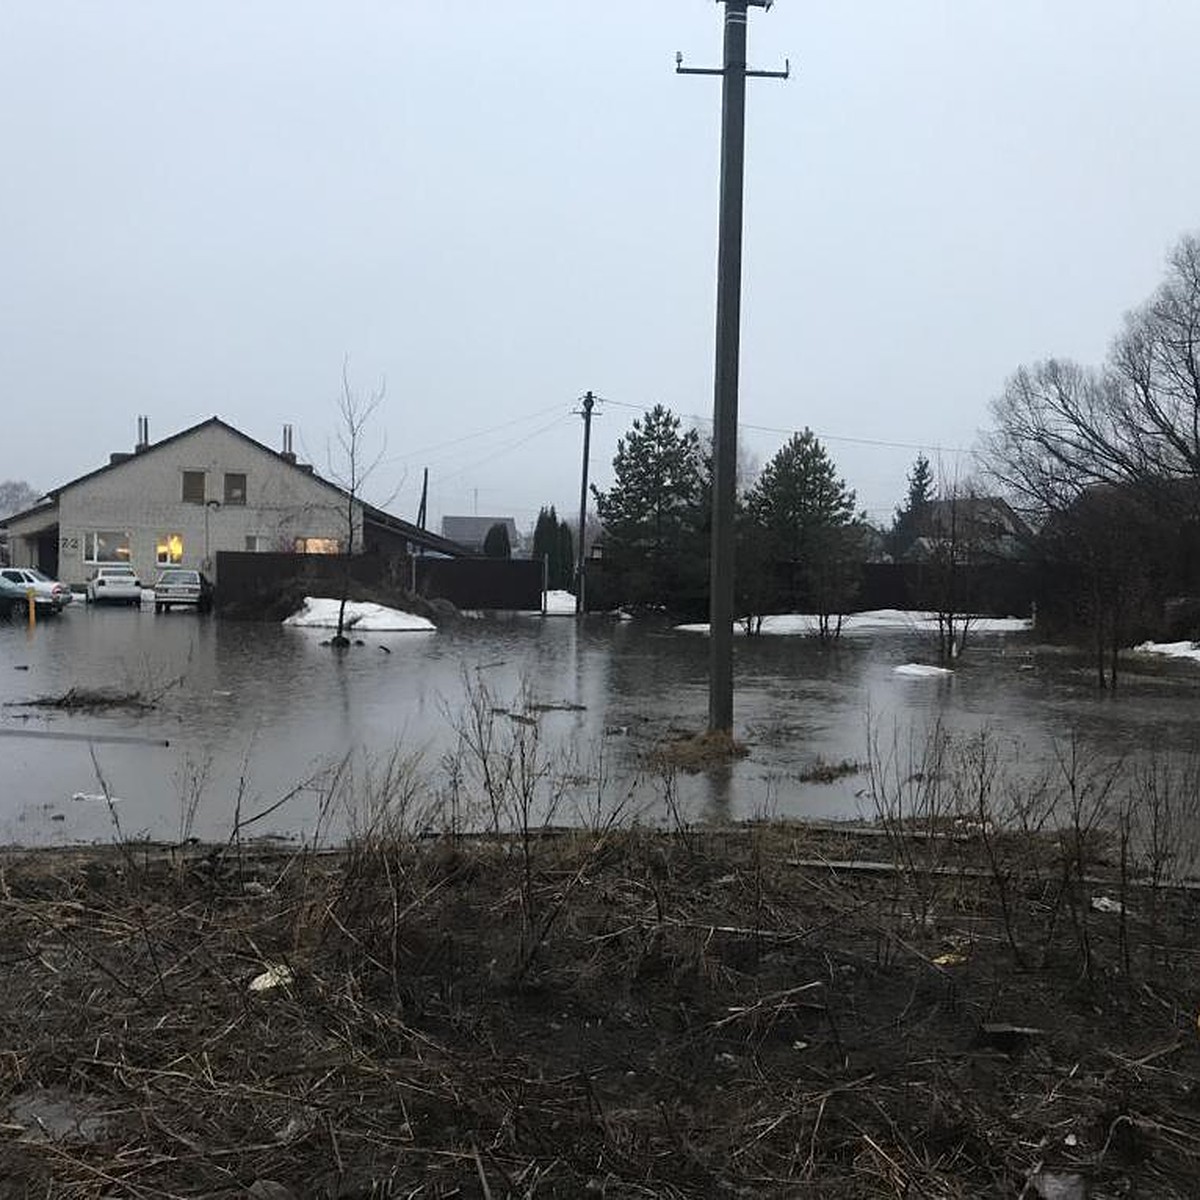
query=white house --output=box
[1,417,464,588]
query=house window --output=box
[84,532,130,564]
[224,473,247,505]
[156,534,184,566]
[294,537,341,555]
[182,471,206,504]
[245,535,268,552]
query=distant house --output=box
[0,416,468,587]
[440,515,522,556]
[902,496,1033,564]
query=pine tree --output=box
[555,521,574,591]
[532,506,558,581]
[483,522,511,559]
[592,405,706,610]
[745,428,861,634]
[889,453,934,558]
[531,507,576,590]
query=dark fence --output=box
[215,551,546,614]
[860,563,1037,617]
[582,560,1037,618]
[413,557,544,611]
[215,551,396,607]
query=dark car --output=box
[153,569,214,613]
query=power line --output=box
[599,396,972,456]
[434,413,575,486]
[380,400,570,469]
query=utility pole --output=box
[678,1,787,734]
[416,467,428,530]
[575,391,596,615]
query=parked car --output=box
[0,573,28,619]
[153,569,214,613]
[0,567,72,613]
[86,564,144,606]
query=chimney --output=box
[135,415,150,452]
[281,423,297,464]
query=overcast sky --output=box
[2,2,1198,531]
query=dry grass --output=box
[0,822,1198,1198]
[647,730,750,773]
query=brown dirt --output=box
[0,825,1198,1198]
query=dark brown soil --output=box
[0,824,1197,1198]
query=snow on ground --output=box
[894,663,954,678]
[283,597,435,632]
[1134,640,1200,662]
[676,610,1032,636]
[543,590,577,616]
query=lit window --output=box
[224,473,247,505]
[182,471,206,504]
[156,534,184,566]
[84,532,130,564]
[294,537,341,555]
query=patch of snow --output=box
[894,663,953,678]
[543,590,577,616]
[283,597,435,633]
[1134,640,1200,662]
[677,610,1032,636]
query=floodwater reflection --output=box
[1,606,1199,846]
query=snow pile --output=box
[894,663,953,678]
[283,597,435,633]
[1134,640,1200,662]
[543,590,577,615]
[677,610,1032,636]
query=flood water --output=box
[2,604,1200,846]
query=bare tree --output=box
[915,478,980,662]
[984,234,1200,679]
[326,360,387,647]
[0,480,40,519]
[986,233,1200,517]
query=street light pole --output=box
[204,499,221,572]
[677,1,787,734]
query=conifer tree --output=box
[889,453,934,558]
[592,405,706,609]
[745,428,861,634]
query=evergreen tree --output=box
[531,507,576,590]
[592,405,707,610]
[745,428,861,634]
[889,453,934,558]
[555,521,574,591]
[532,506,558,581]
[483,522,511,559]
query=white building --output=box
[1,417,460,588]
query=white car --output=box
[0,567,73,612]
[86,565,144,606]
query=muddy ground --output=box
[0,823,1197,1198]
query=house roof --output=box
[363,505,476,558]
[0,416,474,557]
[440,516,520,547]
